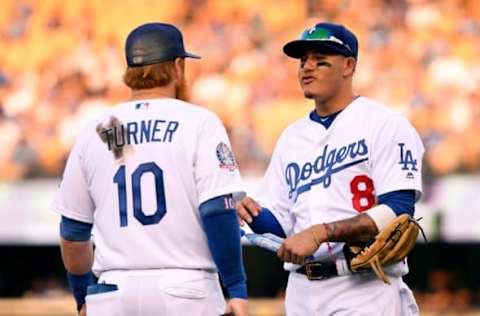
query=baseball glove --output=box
[347,214,425,284]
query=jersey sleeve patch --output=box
[216,142,238,171]
[398,143,418,179]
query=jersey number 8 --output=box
[113,162,167,227]
[350,175,375,212]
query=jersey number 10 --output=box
[113,162,167,227]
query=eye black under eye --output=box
[300,60,329,68]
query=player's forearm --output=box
[311,213,379,244]
[60,238,94,274]
[59,217,95,311]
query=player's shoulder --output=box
[353,96,410,124]
[171,99,224,124]
[284,116,309,132]
[111,98,223,124]
[275,116,311,147]
[353,97,420,142]
[77,98,226,146]
[69,101,130,149]
[354,96,399,116]
[72,107,116,150]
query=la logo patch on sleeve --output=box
[216,142,237,171]
[398,143,417,179]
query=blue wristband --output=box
[67,271,95,311]
[248,208,286,238]
[227,279,248,299]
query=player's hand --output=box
[277,227,324,265]
[224,298,248,316]
[235,196,261,226]
[78,304,86,316]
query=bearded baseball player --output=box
[53,23,248,316]
[237,22,424,315]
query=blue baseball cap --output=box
[125,23,201,67]
[283,22,358,59]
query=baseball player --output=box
[52,23,248,316]
[237,22,424,315]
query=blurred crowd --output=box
[414,269,479,313]
[0,0,479,180]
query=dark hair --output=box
[123,61,175,90]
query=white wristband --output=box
[336,258,352,276]
[365,204,396,230]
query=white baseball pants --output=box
[285,271,419,316]
[85,269,225,316]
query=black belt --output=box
[296,262,338,281]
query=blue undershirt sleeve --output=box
[200,194,247,299]
[248,208,286,238]
[377,190,416,216]
[60,216,93,241]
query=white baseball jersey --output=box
[52,98,243,276]
[256,96,424,266]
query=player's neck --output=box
[314,90,356,117]
[130,85,176,101]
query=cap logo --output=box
[301,26,354,57]
[304,27,331,40]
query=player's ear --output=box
[343,57,356,77]
[173,57,185,81]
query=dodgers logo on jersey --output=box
[285,139,369,201]
[398,143,417,179]
[216,142,237,171]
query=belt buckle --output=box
[305,262,326,281]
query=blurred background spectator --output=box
[0,0,479,181]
